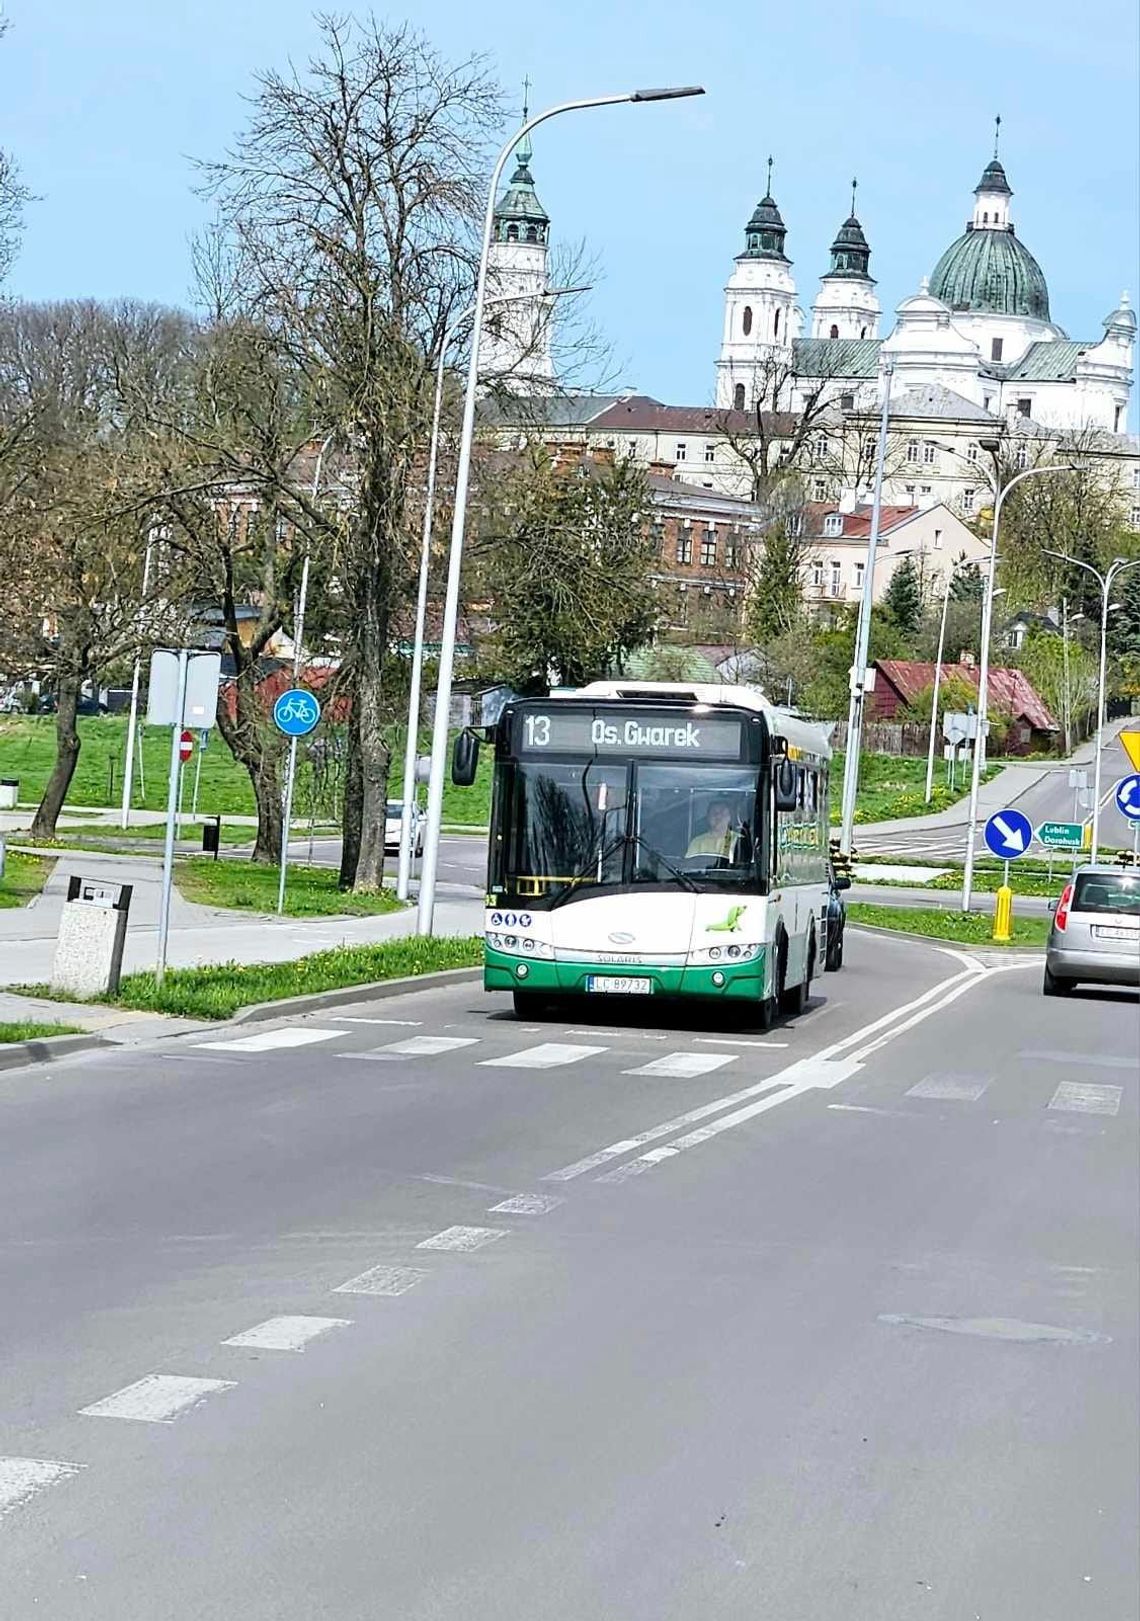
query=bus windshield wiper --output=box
[625,832,699,893]
[548,833,625,909]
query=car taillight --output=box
[1055,883,1074,932]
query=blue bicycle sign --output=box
[272,688,321,737]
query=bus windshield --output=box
[498,759,760,900]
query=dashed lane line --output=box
[416,1225,509,1252]
[333,1265,428,1297]
[0,1457,85,1519]
[353,1036,479,1059]
[1049,1082,1123,1117]
[488,1193,563,1215]
[623,1052,736,1079]
[80,1375,237,1424]
[222,1316,351,1352]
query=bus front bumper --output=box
[484,946,769,1001]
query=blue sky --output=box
[4,0,1137,406]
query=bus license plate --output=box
[587,975,653,995]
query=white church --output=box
[486,128,1135,440]
[714,146,1135,435]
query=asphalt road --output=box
[858,726,1139,862]
[287,831,487,891]
[1,933,1137,1618]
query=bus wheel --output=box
[784,933,814,1017]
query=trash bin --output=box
[0,778,18,809]
[50,876,133,998]
[202,815,222,858]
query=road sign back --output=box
[1119,729,1140,771]
[983,808,1033,860]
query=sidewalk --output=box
[0,848,482,991]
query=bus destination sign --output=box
[515,708,745,759]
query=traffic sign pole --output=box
[157,650,189,988]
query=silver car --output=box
[1044,864,1140,996]
[384,799,425,856]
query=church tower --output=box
[810,182,881,340]
[482,122,555,394]
[715,161,801,411]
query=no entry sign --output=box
[179,730,194,763]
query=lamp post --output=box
[395,285,585,902]
[923,554,974,804]
[415,83,704,936]
[1043,550,1140,862]
[838,359,894,857]
[960,461,1077,910]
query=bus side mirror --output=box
[774,758,798,811]
[452,730,480,787]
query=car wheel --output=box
[1043,965,1072,997]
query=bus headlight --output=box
[487,932,553,959]
[689,942,761,965]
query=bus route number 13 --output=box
[524,715,551,748]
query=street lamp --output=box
[960,460,1077,910]
[923,552,976,804]
[1043,549,1140,862]
[415,83,705,936]
[838,358,894,857]
[395,284,587,902]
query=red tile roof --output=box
[801,502,919,539]
[875,659,1058,730]
[589,395,800,437]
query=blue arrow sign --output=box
[272,688,321,737]
[1113,772,1140,821]
[984,808,1033,859]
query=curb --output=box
[229,965,484,1025]
[848,921,1044,953]
[0,1032,110,1072]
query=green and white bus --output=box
[453,681,832,1026]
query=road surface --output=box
[1,930,1136,1618]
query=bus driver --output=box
[686,797,740,862]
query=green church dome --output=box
[930,225,1050,321]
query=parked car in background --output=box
[384,799,425,856]
[825,861,850,971]
[1044,865,1140,995]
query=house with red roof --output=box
[870,656,1058,754]
[796,500,989,610]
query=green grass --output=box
[174,857,407,918]
[833,750,1002,824]
[0,714,490,824]
[0,851,54,908]
[0,1019,85,1042]
[848,902,1049,947]
[27,935,484,1021]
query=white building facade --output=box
[481,133,555,394]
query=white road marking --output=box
[80,1374,236,1423]
[906,1074,990,1101]
[827,1102,912,1117]
[363,1036,479,1058]
[222,1315,351,1351]
[550,961,995,1184]
[481,1042,606,1070]
[0,1457,85,1518]
[488,1193,563,1215]
[1022,1050,1137,1070]
[692,1037,789,1049]
[416,1225,509,1251]
[623,1052,736,1079]
[331,1017,423,1027]
[1048,1082,1123,1117]
[195,1027,341,1053]
[333,1264,428,1296]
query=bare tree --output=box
[199,17,503,890]
[0,300,186,837]
[0,18,31,284]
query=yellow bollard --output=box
[992,884,1014,943]
[1082,821,1092,851]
